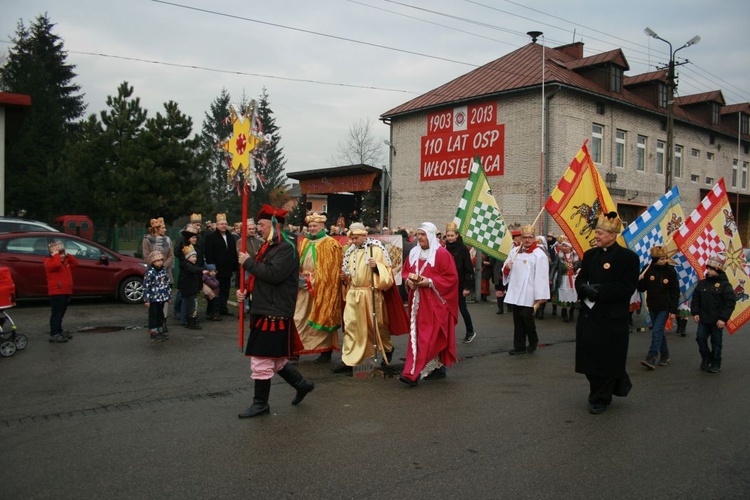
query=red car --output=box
[0,232,146,304]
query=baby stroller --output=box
[0,267,28,357]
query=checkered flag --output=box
[454,156,512,260]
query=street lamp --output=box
[381,140,395,234]
[644,27,700,192]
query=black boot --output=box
[552,304,557,316]
[569,307,575,322]
[186,317,202,330]
[238,379,271,418]
[676,319,688,337]
[536,303,545,320]
[496,298,504,314]
[162,318,169,333]
[561,308,569,323]
[277,364,315,405]
[314,350,332,364]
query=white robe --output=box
[502,246,550,307]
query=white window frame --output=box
[674,145,683,178]
[743,161,748,189]
[733,159,739,188]
[592,124,604,164]
[615,130,626,168]
[656,140,665,175]
[636,135,646,172]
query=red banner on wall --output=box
[420,101,504,181]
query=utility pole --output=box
[644,28,700,193]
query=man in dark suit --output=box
[204,213,238,316]
[575,212,639,415]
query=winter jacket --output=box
[44,253,79,296]
[445,236,474,292]
[637,262,679,313]
[691,272,736,325]
[143,265,172,303]
[178,259,203,297]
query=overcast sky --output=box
[2,0,749,176]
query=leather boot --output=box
[238,379,271,418]
[277,364,315,405]
[186,318,202,330]
[569,307,575,322]
[551,304,557,316]
[561,308,569,323]
[536,303,545,320]
[314,350,332,364]
[496,298,504,314]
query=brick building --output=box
[380,41,750,243]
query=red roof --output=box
[380,42,748,139]
[0,92,31,107]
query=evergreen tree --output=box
[0,14,85,219]
[140,100,210,223]
[251,87,288,215]
[200,88,236,218]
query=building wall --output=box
[389,87,750,243]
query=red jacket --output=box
[44,253,79,295]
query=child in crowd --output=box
[179,244,206,330]
[143,251,172,342]
[44,240,78,343]
[203,263,221,321]
[637,246,678,369]
[690,253,736,373]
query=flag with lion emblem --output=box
[544,141,619,257]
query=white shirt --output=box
[503,245,550,307]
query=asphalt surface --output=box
[1,298,748,499]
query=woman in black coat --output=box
[444,222,476,343]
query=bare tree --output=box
[331,117,385,166]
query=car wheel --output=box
[119,276,144,304]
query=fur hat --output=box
[348,222,368,237]
[305,212,327,224]
[181,225,198,240]
[596,212,622,233]
[520,224,535,237]
[182,244,197,259]
[189,213,202,223]
[650,246,669,259]
[257,204,288,224]
[148,251,164,263]
[706,253,726,271]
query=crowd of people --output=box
[42,208,737,419]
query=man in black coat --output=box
[236,205,314,418]
[575,212,639,415]
[203,213,238,316]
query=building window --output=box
[610,66,623,93]
[656,140,665,174]
[742,114,749,135]
[707,151,715,161]
[592,124,603,163]
[709,135,716,145]
[711,103,720,126]
[322,204,328,213]
[657,83,667,108]
[706,177,714,185]
[674,145,683,178]
[691,148,700,157]
[615,130,626,168]
[743,161,748,189]
[691,174,699,182]
[733,159,739,188]
[637,135,646,171]
[595,102,605,115]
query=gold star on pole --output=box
[221,102,260,185]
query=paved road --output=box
[1,299,748,499]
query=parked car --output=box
[0,217,58,234]
[0,232,146,304]
[53,215,95,240]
